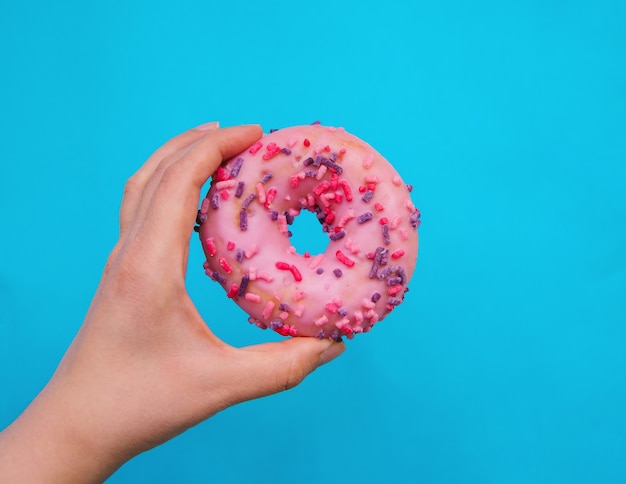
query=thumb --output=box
[231,338,346,401]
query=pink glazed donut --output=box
[197,124,420,341]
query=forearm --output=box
[0,383,122,484]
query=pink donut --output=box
[197,124,420,341]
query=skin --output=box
[0,123,345,483]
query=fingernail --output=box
[319,342,346,366]
[195,121,220,131]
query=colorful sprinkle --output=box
[357,212,373,224]
[249,141,263,154]
[230,157,244,177]
[245,293,261,303]
[235,181,245,198]
[333,268,343,278]
[362,190,375,203]
[237,275,250,297]
[205,238,216,256]
[336,250,355,267]
[382,224,391,245]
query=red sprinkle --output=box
[289,265,303,282]
[358,185,367,193]
[391,249,405,259]
[325,302,338,313]
[249,141,263,154]
[290,176,300,189]
[339,180,353,201]
[330,172,339,190]
[304,251,311,258]
[264,187,277,208]
[374,202,384,211]
[379,217,389,225]
[227,241,235,251]
[220,190,230,200]
[219,258,233,273]
[275,261,291,270]
[333,226,342,233]
[313,181,330,196]
[304,138,311,147]
[227,284,238,298]
[215,166,231,181]
[205,238,217,256]
[367,183,377,191]
[325,211,336,225]
[336,250,355,267]
[389,284,404,296]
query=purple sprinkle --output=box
[235,181,245,198]
[329,153,337,162]
[378,267,394,279]
[386,276,402,286]
[237,275,250,297]
[368,260,379,279]
[311,120,321,125]
[370,247,388,278]
[362,190,375,203]
[281,147,292,155]
[305,168,318,177]
[196,211,207,224]
[406,184,413,192]
[230,157,244,177]
[357,212,373,224]
[333,268,343,278]
[270,128,279,133]
[212,271,227,285]
[382,224,390,245]
[287,230,293,237]
[210,193,219,209]
[303,157,315,166]
[371,292,381,303]
[284,211,294,225]
[378,247,389,266]
[389,297,403,306]
[316,330,326,339]
[331,330,342,342]
[269,319,284,329]
[337,308,348,317]
[316,268,324,274]
[260,173,273,184]
[235,248,245,262]
[314,155,324,167]
[239,210,248,231]
[329,230,345,241]
[278,303,292,312]
[410,210,421,229]
[242,193,256,210]
[270,210,279,221]
[320,158,343,174]
[397,267,407,285]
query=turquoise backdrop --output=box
[1,1,625,482]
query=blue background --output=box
[1,1,625,482]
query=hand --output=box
[0,123,345,483]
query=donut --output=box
[197,124,420,341]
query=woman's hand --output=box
[0,123,345,483]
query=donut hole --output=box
[288,208,329,256]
